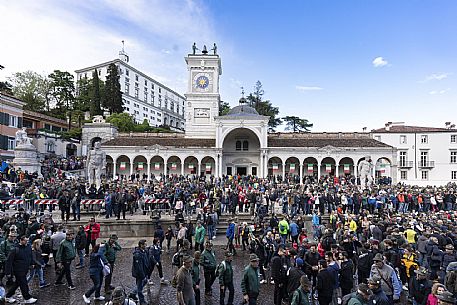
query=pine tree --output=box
[104,63,123,114]
[90,69,103,116]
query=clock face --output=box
[196,75,209,89]
[193,73,212,92]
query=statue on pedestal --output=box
[358,155,374,189]
[86,142,106,189]
[15,127,32,146]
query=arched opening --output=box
[167,156,182,175]
[116,155,130,178]
[66,143,77,157]
[375,157,392,184]
[303,157,318,177]
[150,156,165,177]
[222,128,260,176]
[184,156,198,175]
[267,156,283,176]
[91,137,102,148]
[133,155,147,179]
[106,155,114,179]
[285,157,300,178]
[320,157,336,177]
[338,157,355,177]
[201,156,216,176]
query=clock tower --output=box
[184,45,222,138]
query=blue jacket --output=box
[149,244,162,263]
[328,262,340,289]
[132,247,149,279]
[312,214,320,226]
[89,252,106,276]
[290,222,299,237]
[226,223,235,239]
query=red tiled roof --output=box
[371,126,451,133]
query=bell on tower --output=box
[119,40,129,63]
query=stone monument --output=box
[358,155,374,189]
[86,141,106,189]
[13,127,41,174]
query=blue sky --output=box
[1,0,456,131]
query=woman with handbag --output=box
[83,244,108,304]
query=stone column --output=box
[282,161,286,179]
[163,161,167,176]
[147,161,151,180]
[113,161,117,178]
[198,162,201,176]
[299,163,303,184]
[354,163,358,180]
[130,160,134,176]
[181,161,185,176]
[317,162,321,179]
[335,163,339,178]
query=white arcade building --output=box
[97,48,397,182]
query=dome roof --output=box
[226,104,260,116]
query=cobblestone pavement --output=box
[12,244,275,305]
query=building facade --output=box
[372,122,457,186]
[0,93,25,160]
[75,48,185,131]
[98,49,397,182]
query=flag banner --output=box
[307,163,313,172]
[137,162,144,170]
[154,163,160,170]
[120,162,126,170]
[171,162,177,170]
[344,164,350,173]
[272,164,278,171]
[205,163,211,173]
[289,163,295,173]
[325,164,332,173]
[188,164,194,169]
[381,169,386,174]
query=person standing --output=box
[27,239,50,288]
[271,245,289,305]
[148,237,167,285]
[290,275,311,305]
[55,229,76,289]
[191,251,201,305]
[225,218,236,255]
[194,221,206,252]
[4,235,37,304]
[370,253,402,302]
[241,254,261,305]
[200,241,217,296]
[100,234,122,293]
[58,190,71,222]
[0,231,17,285]
[75,225,87,269]
[176,255,196,305]
[316,260,334,305]
[85,218,101,256]
[132,239,149,305]
[83,244,107,304]
[50,225,66,270]
[347,283,372,305]
[367,276,389,305]
[218,251,234,305]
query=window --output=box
[421,171,428,180]
[157,113,161,117]
[452,171,457,180]
[144,90,148,102]
[400,171,407,180]
[125,83,130,95]
[7,138,15,150]
[420,151,428,167]
[399,151,407,166]
[135,75,139,82]
[243,140,249,151]
[135,87,139,98]
[421,135,428,144]
[145,80,148,86]
[98,70,101,76]
[124,107,130,111]
[400,135,407,144]
[235,141,241,151]
[46,141,55,153]
[452,135,457,143]
[374,136,381,141]
[150,110,155,114]
[126,69,129,76]
[8,115,17,127]
[451,151,457,163]
[124,99,130,105]
[158,87,162,93]
[44,123,51,131]
[143,114,148,118]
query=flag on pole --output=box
[188,164,194,169]
[137,162,144,170]
[205,163,211,173]
[325,164,331,173]
[307,163,313,173]
[120,162,126,170]
[289,163,295,173]
[272,164,278,171]
[171,163,177,170]
[154,162,160,170]
[343,164,350,173]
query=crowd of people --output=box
[1,164,457,305]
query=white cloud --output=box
[295,85,323,91]
[0,0,216,94]
[429,88,451,95]
[372,57,388,68]
[421,73,451,82]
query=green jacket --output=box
[218,260,233,285]
[101,241,122,263]
[56,239,76,262]
[348,294,367,305]
[191,261,200,286]
[0,239,16,263]
[241,265,260,297]
[200,249,216,270]
[194,226,206,244]
[290,288,310,305]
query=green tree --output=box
[106,112,135,132]
[283,116,313,132]
[247,81,281,132]
[0,80,13,95]
[219,100,231,116]
[104,63,123,113]
[48,70,75,120]
[75,77,91,112]
[90,69,103,116]
[8,71,51,112]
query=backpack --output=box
[215,261,226,277]
[341,292,356,305]
[279,223,286,232]
[172,252,181,266]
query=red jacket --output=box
[84,223,101,240]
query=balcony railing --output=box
[418,161,435,168]
[398,161,414,168]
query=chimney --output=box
[385,122,391,131]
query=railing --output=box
[398,161,414,168]
[418,161,435,168]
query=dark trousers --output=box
[151,261,163,278]
[104,262,114,289]
[318,296,332,305]
[61,208,70,221]
[195,242,204,252]
[204,268,216,293]
[117,204,126,219]
[6,273,31,299]
[0,262,5,284]
[194,286,201,305]
[85,239,96,255]
[56,260,73,286]
[85,271,103,298]
[248,295,258,305]
[274,282,285,305]
[220,282,234,305]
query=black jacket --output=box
[5,244,32,275]
[317,268,335,299]
[271,255,289,283]
[369,287,390,305]
[339,260,354,290]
